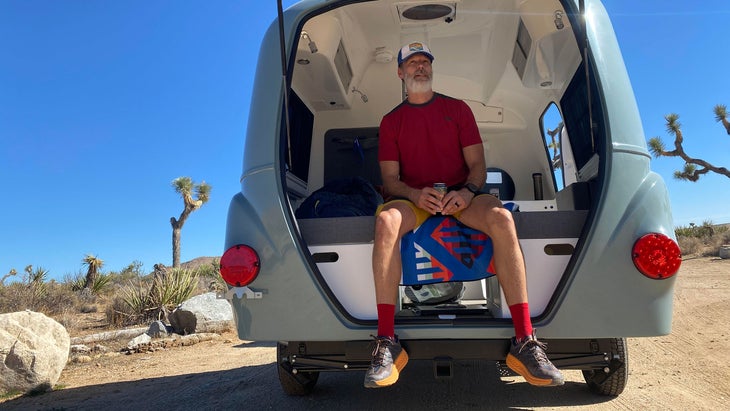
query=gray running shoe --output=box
[506,333,564,386]
[364,335,409,388]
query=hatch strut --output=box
[277,0,293,169]
[578,0,596,152]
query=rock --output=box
[168,292,233,335]
[0,311,70,395]
[72,356,92,364]
[121,333,220,355]
[146,321,172,338]
[92,344,109,354]
[127,333,152,350]
[720,245,730,259]
[70,344,91,354]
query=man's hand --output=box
[412,186,445,215]
[442,188,474,215]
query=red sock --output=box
[509,303,533,340]
[377,304,396,338]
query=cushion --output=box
[401,215,495,285]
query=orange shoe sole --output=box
[506,353,560,386]
[369,349,409,388]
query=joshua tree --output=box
[170,177,211,267]
[648,104,730,182]
[24,264,48,285]
[82,254,104,290]
[1,268,17,286]
[547,121,564,170]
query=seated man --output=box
[365,42,564,388]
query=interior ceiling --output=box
[336,0,520,100]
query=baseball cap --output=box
[397,42,435,65]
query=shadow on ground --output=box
[4,360,616,410]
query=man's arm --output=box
[462,143,487,189]
[442,144,486,212]
[380,161,414,200]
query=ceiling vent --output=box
[397,3,456,24]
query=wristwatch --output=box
[464,183,480,195]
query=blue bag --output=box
[295,177,383,218]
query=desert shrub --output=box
[67,272,112,295]
[148,267,199,307]
[55,306,85,331]
[79,303,98,313]
[196,259,220,278]
[41,282,80,314]
[675,221,730,257]
[107,268,200,326]
[106,295,140,328]
[675,220,718,239]
[701,233,729,257]
[105,260,146,288]
[678,236,703,256]
[0,280,77,315]
[193,259,225,293]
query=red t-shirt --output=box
[378,93,482,189]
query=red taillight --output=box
[220,244,260,287]
[631,233,681,279]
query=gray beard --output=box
[405,76,432,94]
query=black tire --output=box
[582,337,629,396]
[276,342,320,396]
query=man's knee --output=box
[486,206,516,234]
[375,206,417,241]
[375,208,403,239]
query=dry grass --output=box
[676,222,730,258]
[0,259,221,337]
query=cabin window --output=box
[541,102,580,191]
[541,103,564,191]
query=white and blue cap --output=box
[397,42,435,65]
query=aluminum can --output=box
[433,183,448,196]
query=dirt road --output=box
[3,257,729,410]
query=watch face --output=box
[466,183,479,193]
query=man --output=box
[364,42,564,388]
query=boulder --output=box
[168,292,233,335]
[0,311,70,395]
[720,245,730,259]
[146,320,172,339]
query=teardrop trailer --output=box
[219,0,682,396]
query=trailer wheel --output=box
[582,337,628,396]
[276,342,319,396]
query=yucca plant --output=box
[148,267,198,311]
[120,279,150,316]
[25,265,49,305]
[114,267,200,325]
[70,272,112,294]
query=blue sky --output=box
[2,0,728,281]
